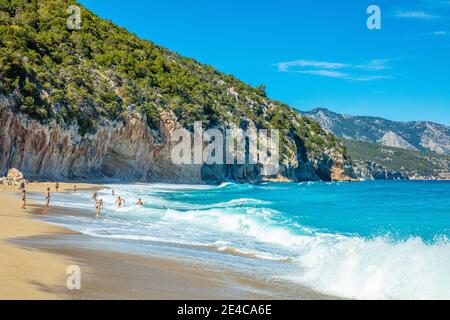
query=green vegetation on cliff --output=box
[344,139,450,176]
[0,0,346,162]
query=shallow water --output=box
[35,180,450,299]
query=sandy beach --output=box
[0,182,332,300]
[0,182,98,299]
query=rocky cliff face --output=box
[1,103,200,182]
[1,101,351,183]
[353,161,409,181]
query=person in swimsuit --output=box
[115,196,125,207]
[96,198,104,217]
[44,187,51,210]
[55,182,59,192]
[73,185,77,192]
[92,192,97,202]
[136,198,144,206]
[21,190,27,209]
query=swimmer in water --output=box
[115,196,125,208]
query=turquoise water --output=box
[42,181,450,299]
[149,180,450,242]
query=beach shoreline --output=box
[0,182,334,300]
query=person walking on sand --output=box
[55,182,59,192]
[136,198,144,206]
[44,187,51,210]
[21,189,27,209]
[115,196,125,208]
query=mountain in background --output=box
[0,0,352,183]
[344,139,450,180]
[302,108,450,155]
[301,108,450,180]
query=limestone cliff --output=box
[1,103,354,183]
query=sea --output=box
[33,180,450,299]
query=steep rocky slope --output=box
[0,0,353,183]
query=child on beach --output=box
[55,182,59,192]
[44,187,51,210]
[21,190,26,209]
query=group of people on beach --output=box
[90,190,144,217]
[22,183,145,218]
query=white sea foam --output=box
[287,235,450,300]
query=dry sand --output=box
[0,182,333,300]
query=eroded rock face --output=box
[0,107,201,182]
[0,106,349,183]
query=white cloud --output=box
[276,60,349,72]
[350,75,391,82]
[275,59,391,82]
[297,70,349,79]
[395,10,440,19]
[353,59,391,71]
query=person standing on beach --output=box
[92,192,97,202]
[44,187,51,210]
[21,190,27,209]
[96,199,104,217]
[74,185,77,192]
[55,182,59,192]
[115,196,125,208]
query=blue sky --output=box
[79,0,450,124]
